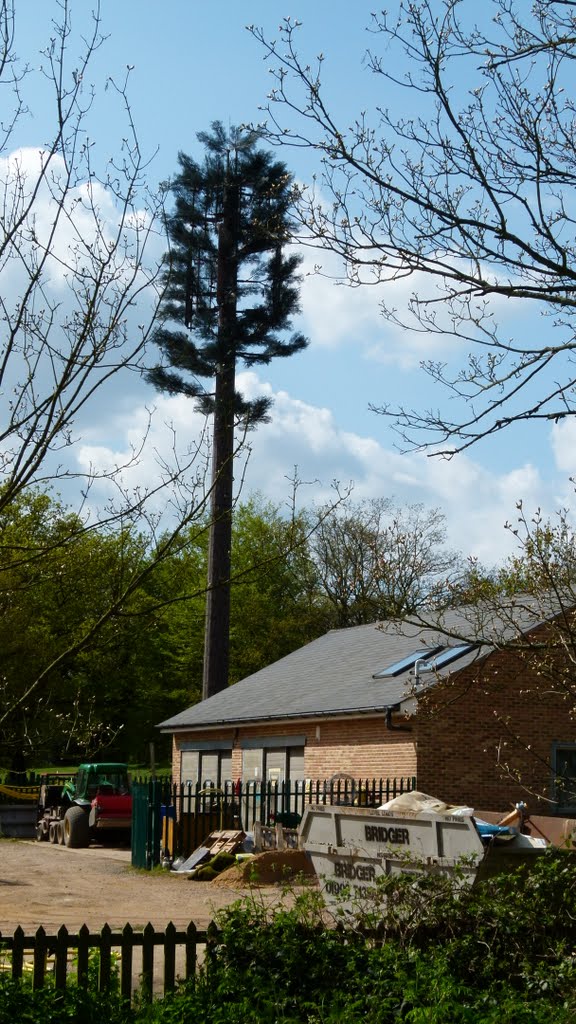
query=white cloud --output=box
[9,151,556,564]
[0,146,159,296]
[74,394,214,524]
[0,144,165,516]
[238,372,548,565]
[297,240,549,377]
[75,369,558,565]
[297,247,480,373]
[299,252,384,349]
[551,419,576,478]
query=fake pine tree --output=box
[147,123,307,698]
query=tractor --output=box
[35,762,132,848]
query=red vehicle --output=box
[36,762,132,848]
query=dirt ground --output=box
[0,837,292,934]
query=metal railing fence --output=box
[147,775,417,863]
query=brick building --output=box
[158,601,576,816]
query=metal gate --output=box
[131,779,162,869]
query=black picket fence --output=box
[133,775,416,866]
[0,921,212,1004]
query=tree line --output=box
[0,487,467,772]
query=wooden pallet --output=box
[172,830,245,873]
[253,822,299,852]
[204,829,245,855]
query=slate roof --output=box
[159,597,552,733]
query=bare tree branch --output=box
[250,2,576,453]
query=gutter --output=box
[385,707,412,733]
[159,703,409,734]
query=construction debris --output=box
[171,830,245,876]
[253,821,299,852]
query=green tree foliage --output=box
[0,487,472,772]
[148,122,307,422]
[134,522,209,714]
[228,495,328,682]
[0,488,200,770]
[0,489,145,767]
[146,122,308,699]
[139,496,327,696]
[0,490,321,769]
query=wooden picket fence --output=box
[0,920,215,1003]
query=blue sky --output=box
[14,0,575,566]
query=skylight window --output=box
[373,647,442,679]
[417,644,476,672]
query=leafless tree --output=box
[397,503,576,809]
[311,497,463,626]
[0,0,165,507]
[0,0,218,766]
[250,2,576,455]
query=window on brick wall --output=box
[242,747,263,784]
[552,743,576,811]
[241,739,305,784]
[181,745,232,789]
[240,741,306,824]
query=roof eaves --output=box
[158,702,403,734]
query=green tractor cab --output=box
[36,762,132,848]
[66,763,131,804]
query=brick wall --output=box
[417,643,575,814]
[170,713,416,784]
[303,716,416,780]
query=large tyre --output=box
[49,822,58,844]
[35,823,47,842]
[63,806,90,848]
[57,820,66,845]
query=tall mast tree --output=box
[147,123,307,699]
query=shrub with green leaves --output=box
[187,852,576,1022]
[3,852,576,1022]
[0,978,132,1024]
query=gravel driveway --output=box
[0,838,280,934]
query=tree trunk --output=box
[202,183,239,700]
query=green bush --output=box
[3,852,576,1022]
[186,851,576,1022]
[0,978,132,1024]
